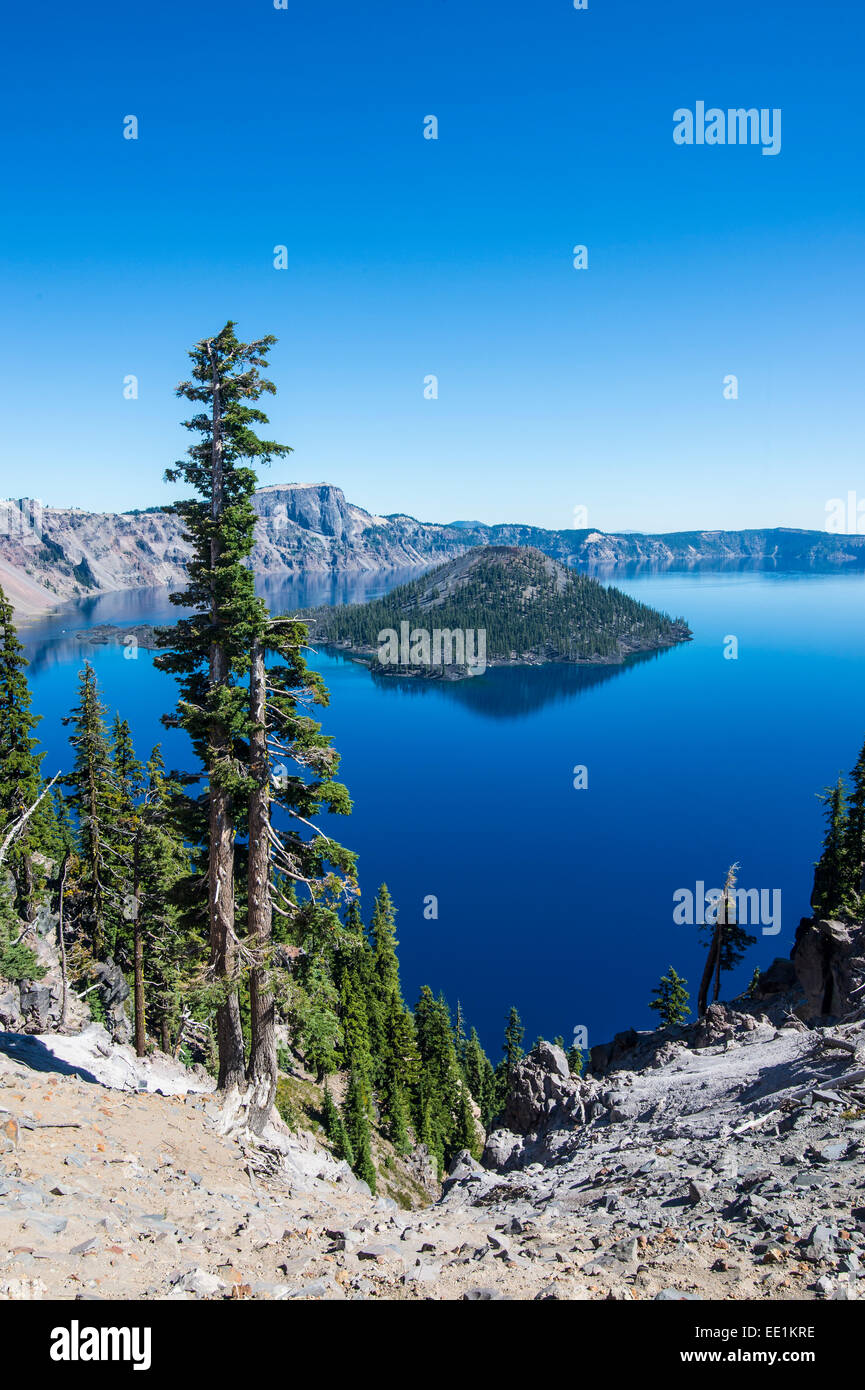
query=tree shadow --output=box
[0,1031,102,1084]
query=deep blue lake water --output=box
[18,567,865,1060]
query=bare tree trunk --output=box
[697,922,721,1018]
[247,640,276,1132]
[0,772,60,869]
[207,340,245,1092]
[132,829,146,1058]
[712,898,726,1005]
[57,851,70,1029]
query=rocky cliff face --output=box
[0,485,468,616]
[3,486,864,616]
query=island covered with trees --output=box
[300,546,691,679]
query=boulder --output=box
[19,982,52,1031]
[0,986,22,1030]
[92,962,131,1042]
[792,917,864,1019]
[753,957,798,999]
[499,1041,580,1136]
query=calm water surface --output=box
[19,567,865,1057]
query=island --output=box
[298,546,691,679]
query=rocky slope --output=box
[1,915,864,1301]
[3,486,864,617]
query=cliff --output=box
[3,484,865,617]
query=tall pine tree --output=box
[156,323,291,1090]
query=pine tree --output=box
[104,715,144,1043]
[812,778,850,918]
[843,738,865,906]
[339,967,374,1097]
[0,585,49,917]
[250,616,356,1124]
[649,966,691,1026]
[502,1005,524,1081]
[412,987,469,1171]
[133,748,194,1057]
[461,1026,488,1101]
[566,1045,585,1076]
[156,323,291,1091]
[342,1068,376,1192]
[386,1082,412,1157]
[322,1081,354,1166]
[379,993,420,1143]
[370,883,400,999]
[62,665,115,960]
[451,1080,481,1159]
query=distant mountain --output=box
[300,546,691,677]
[1,482,864,616]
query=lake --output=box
[18,566,865,1060]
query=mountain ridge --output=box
[2,483,864,616]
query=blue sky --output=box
[2,0,863,532]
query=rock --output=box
[792,918,863,1019]
[403,1142,440,1197]
[482,1129,522,1169]
[461,1287,505,1300]
[820,1143,848,1163]
[403,1262,441,1284]
[175,1267,225,1297]
[753,957,799,999]
[655,1289,702,1300]
[18,983,52,1031]
[91,962,131,1042]
[0,1277,47,1300]
[498,1044,583,1137]
[804,1225,835,1262]
[22,1213,67,1236]
[70,1238,99,1256]
[0,1112,19,1149]
[609,1237,639,1263]
[0,988,22,1030]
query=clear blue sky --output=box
[2,0,862,532]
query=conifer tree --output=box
[502,1005,525,1081]
[322,1082,354,1166]
[339,967,374,1097]
[462,1026,487,1103]
[157,323,291,1091]
[245,614,356,1126]
[62,665,115,960]
[342,1068,376,1192]
[812,778,850,918]
[370,883,400,998]
[649,966,691,1026]
[133,748,194,1057]
[0,585,49,917]
[843,739,865,906]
